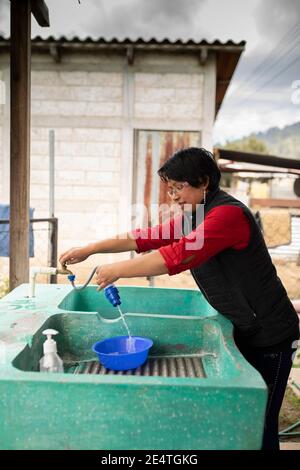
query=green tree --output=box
[222,136,269,154]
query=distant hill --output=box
[219,121,300,159]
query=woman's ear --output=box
[202,176,210,190]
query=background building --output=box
[0,36,244,283]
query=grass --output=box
[0,277,9,299]
[293,351,300,368]
[279,386,300,442]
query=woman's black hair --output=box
[157,147,221,191]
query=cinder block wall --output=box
[0,49,216,285]
[0,70,3,200]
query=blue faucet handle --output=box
[104,284,121,307]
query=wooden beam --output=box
[31,0,50,27]
[216,148,300,170]
[250,198,300,208]
[9,0,31,290]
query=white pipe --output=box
[49,130,55,218]
[29,267,58,298]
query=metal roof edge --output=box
[0,35,246,50]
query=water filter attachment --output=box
[39,329,64,373]
[104,284,121,307]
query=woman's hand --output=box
[59,246,91,266]
[94,251,168,290]
[95,264,120,290]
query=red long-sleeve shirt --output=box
[132,205,251,275]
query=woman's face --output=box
[166,179,209,212]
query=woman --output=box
[59,147,299,450]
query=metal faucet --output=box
[57,263,74,276]
[29,264,74,298]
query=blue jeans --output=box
[234,336,298,450]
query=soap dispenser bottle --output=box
[39,329,64,373]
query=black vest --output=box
[187,188,299,347]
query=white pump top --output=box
[42,328,59,354]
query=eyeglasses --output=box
[167,182,189,197]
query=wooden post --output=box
[9,1,31,290]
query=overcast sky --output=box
[0,0,299,144]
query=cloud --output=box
[256,0,300,42]
[215,0,300,141]
[0,0,207,40]
[0,0,299,141]
[81,0,206,40]
[0,0,9,36]
[213,98,300,144]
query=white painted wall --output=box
[270,176,298,199]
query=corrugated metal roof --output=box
[19,36,246,47]
[0,35,245,116]
[0,35,246,50]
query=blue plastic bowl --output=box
[92,336,153,371]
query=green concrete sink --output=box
[0,284,267,450]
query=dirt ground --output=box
[273,259,300,300]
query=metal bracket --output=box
[199,47,208,66]
[126,45,135,65]
[49,44,61,63]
